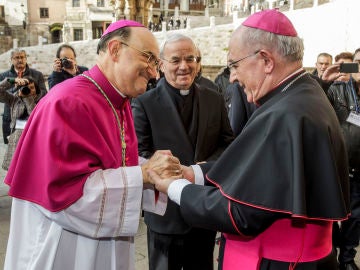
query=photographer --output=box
[0,48,47,144]
[327,49,360,270]
[48,44,88,89]
[0,76,43,170]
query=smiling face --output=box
[228,27,267,103]
[160,39,198,90]
[110,27,160,98]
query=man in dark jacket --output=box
[48,44,88,89]
[132,33,234,270]
[0,49,47,144]
[327,48,360,270]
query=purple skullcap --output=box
[242,9,297,37]
[101,20,145,38]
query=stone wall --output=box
[0,0,358,80]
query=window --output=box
[73,0,80,7]
[97,0,105,7]
[40,8,49,18]
[73,29,83,41]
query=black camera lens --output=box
[61,57,73,69]
[19,86,31,95]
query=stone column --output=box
[181,0,189,12]
[38,36,43,45]
[267,0,275,9]
[162,21,167,33]
[13,39,18,48]
[205,6,209,17]
[289,0,294,10]
[244,0,249,12]
[210,16,215,27]
[186,18,191,30]
[232,11,238,22]
[313,0,318,6]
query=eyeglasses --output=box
[227,50,260,71]
[120,42,159,71]
[162,56,201,65]
[12,55,27,61]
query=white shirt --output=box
[4,158,166,270]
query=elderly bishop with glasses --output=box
[4,20,182,270]
[146,9,350,270]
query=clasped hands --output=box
[141,150,194,194]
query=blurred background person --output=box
[48,44,88,89]
[312,52,333,78]
[0,48,46,144]
[194,47,220,93]
[0,76,44,170]
[327,48,360,270]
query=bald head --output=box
[97,25,160,98]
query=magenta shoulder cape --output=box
[5,65,138,212]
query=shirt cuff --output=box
[168,179,192,205]
[191,164,204,185]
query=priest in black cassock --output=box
[147,9,350,270]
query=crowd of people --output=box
[148,15,188,32]
[1,8,360,270]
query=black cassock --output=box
[178,71,350,270]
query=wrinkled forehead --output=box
[228,28,246,58]
[317,55,331,63]
[12,51,26,58]
[128,27,159,56]
[163,39,197,57]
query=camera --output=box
[60,57,73,69]
[18,85,31,95]
[339,63,359,73]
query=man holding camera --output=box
[48,44,88,89]
[327,48,360,270]
[0,48,47,144]
[0,76,42,170]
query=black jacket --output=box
[132,78,234,234]
[48,65,88,90]
[327,78,360,169]
[0,64,47,122]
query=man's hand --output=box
[181,165,195,183]
[141,150,182,184]
[321,63,343,82]
[147,170,176,194]
[53,58,62,72]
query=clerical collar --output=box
[257,68,306,106]
[164,79,192,97]
[180,90,190,96]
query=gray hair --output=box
[10,48,26,58]
[96,27,131,54]
[240,26,304,62]
[159,33,196,59]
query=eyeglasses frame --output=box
[119,41,160,71]
[161,55,201,65]
[227,50,260,71]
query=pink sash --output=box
[222,218,333,269]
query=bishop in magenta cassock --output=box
[3,20,177,270]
